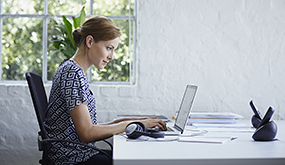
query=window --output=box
[0,0,136,84]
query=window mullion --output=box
[42,0,48,82]
[0,0,3,81]
[87,0,93,82]
[131,0,137,84]
[89,0,93,15]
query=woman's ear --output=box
[85,35,93,48]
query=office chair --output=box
[25,72,112,165]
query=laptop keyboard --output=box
[166,126,174,132]
[147,126,174,132]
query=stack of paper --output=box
[187,123,255,133]
[187,112,243,124]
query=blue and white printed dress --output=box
[45,59,98,164]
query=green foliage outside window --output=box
[1,0,134,82]
[49,7,86,60]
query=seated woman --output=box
[45,16,167,165]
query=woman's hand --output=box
[139,118,167,131]
[110,116,167,131]
[110,117,149,124]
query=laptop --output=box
[118,85,198,135]
[161,85,198,135]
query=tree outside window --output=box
[1,0,135,83]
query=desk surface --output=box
[113,120,285,165]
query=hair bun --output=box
[72,28,83,47]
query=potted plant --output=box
[49,6,86,59]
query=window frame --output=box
[0,0,137,85]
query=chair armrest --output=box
[37,131,112,159]
[102,139,113,150]
[38,131,112,151]
[43,138,112,159]
[38,132,113,160]
[38,132,43,151]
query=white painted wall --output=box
[1,0,285,164]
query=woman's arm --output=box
[101,116,154,125]
[70,102,166,143]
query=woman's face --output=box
[88,37,120,70]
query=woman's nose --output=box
[108,52,115,60]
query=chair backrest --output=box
[26,72,48,139]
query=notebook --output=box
[162,85,198,135]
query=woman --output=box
[45,16,166,165]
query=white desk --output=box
[113,121,285,165]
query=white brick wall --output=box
[1,0,285,164]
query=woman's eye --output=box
[107,47,112,51]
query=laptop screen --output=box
[174,85,198,133]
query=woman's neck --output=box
[71,49,91,73]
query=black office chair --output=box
[25,72,112,165]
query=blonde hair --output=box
[72,16,121,47]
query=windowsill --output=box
[0,81,136,87]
